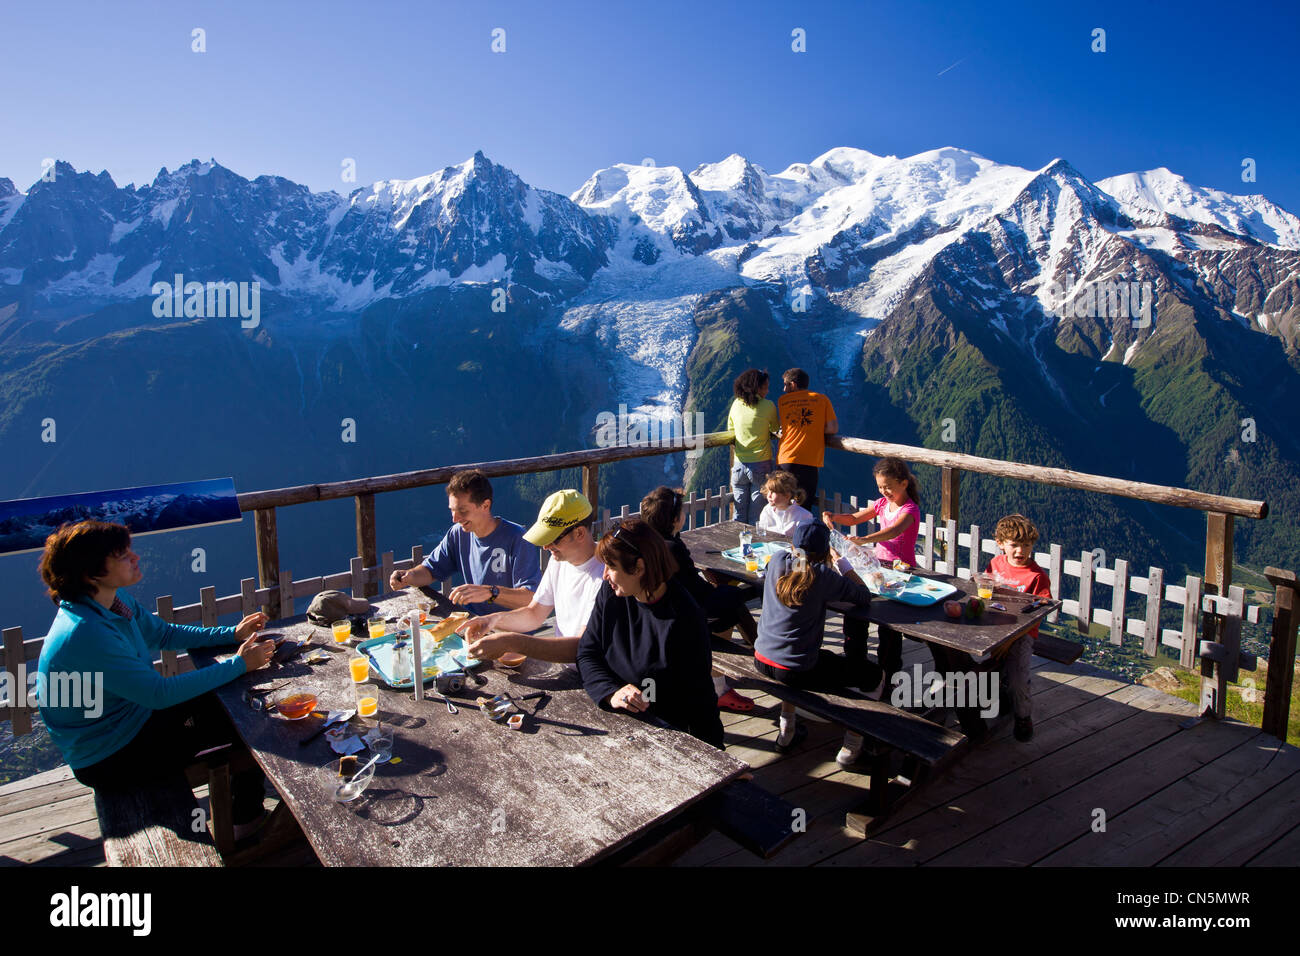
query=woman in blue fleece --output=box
[37,521,275,836]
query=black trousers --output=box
[844,617,902,691]
[72,694,267,825]
[756,649,882,695]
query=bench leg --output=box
[208,763,237,855]
[845,749,935,836]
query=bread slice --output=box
[426,611,469,641]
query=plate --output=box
[496,652,526,668]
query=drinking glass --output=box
[331,619,352,644]
[355,684,379,718]
[975,574,994,601]
[367,617,387,641]
[349,653,370,684]
[369,725,393,764]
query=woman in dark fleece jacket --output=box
[577,518,725,749]
[640,485,759,714]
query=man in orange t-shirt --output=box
[776,368,837,516]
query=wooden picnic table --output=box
[192,592,750,866]
[681,520,1059,662]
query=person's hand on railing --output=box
[234,612,268,641]
[608,684,649,713]
[236,634,275,671]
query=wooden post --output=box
[1048,543,1063,624]
[1180,576,1203,669]
[1110,558,1128,646]
[920,513,935,571]
[278,570,294,621]
[1077,551,1095,635]
[2,626,31,736]
[968,524,981,578]
[1262,568,1298,741]
[582,463,599,520]
[254,508,280,617]
[1142,566,1164,657]
[155,596,181,677]
[355,494,378,599]
[940,467,959,526]
[1202,512,1233,645]
[350,557,365,602]
[240,578,258,617]
[200,587,218,627]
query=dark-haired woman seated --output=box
[36,520,275,840]
[640,485,759,713]
[577,519,725,749]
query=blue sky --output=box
[3,0,1297,210]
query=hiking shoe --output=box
[1014,716,1034,742]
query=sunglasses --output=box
[611,525,642,555]
[551,523,580,545]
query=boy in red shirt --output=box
[986,514,1053,742]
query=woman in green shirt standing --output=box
[727,369,780,524]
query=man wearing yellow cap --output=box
[459,490,604,664]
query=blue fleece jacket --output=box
[36,591,247,769]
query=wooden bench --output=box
[1032,633,1083,665]
[93,773,223,867]
[710,640,968,834]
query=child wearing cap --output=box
[752,522,882,755]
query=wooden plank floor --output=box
[2,616,1296,867]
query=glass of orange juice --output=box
[367,617,387,641]
[975,574,994,601]
[417,600,432,624]
[349,653,370,683]
[356,686,379,718]
[331,619,352,644]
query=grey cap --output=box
[307,590,371,625]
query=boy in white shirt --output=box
[756,470,815,534]
[460,490,604,663]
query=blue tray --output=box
[357,624,483,689]
[866,569,957,606]
[721,541,790,565]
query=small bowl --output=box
[496,652,527,668]
[332,758,376,802]
[275,688,320,720]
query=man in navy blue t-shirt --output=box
[389,470,541,616]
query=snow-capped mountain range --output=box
[4,147,1296,312]
[4,145,1296,425]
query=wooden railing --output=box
[3,432,1295,741]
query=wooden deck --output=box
[3,617,1297,867]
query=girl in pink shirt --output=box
[824,457,921,567]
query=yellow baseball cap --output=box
[524,489,593,546]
